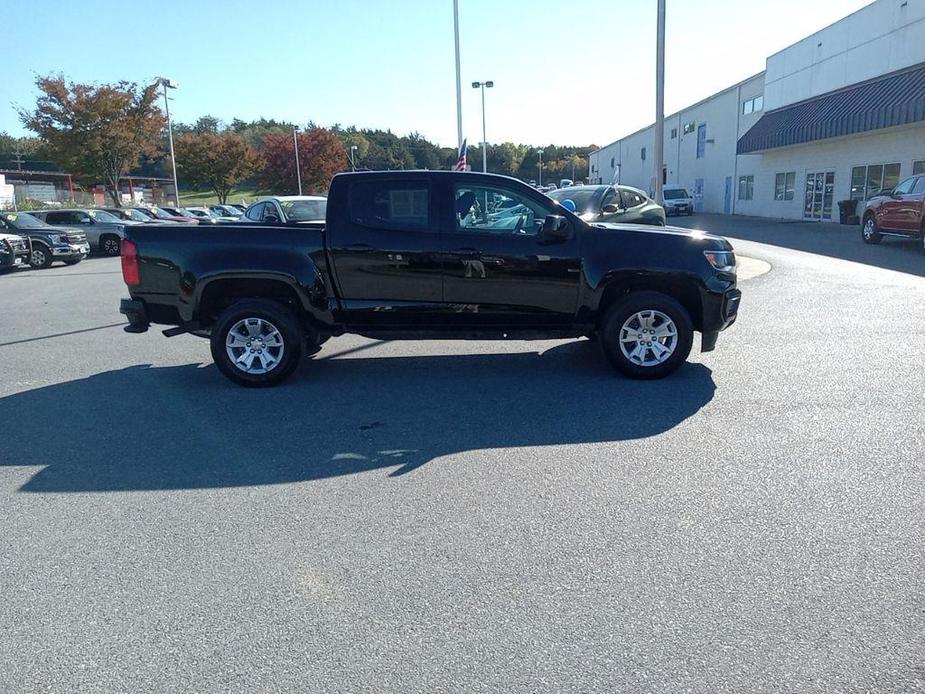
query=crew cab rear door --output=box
[326,176,444,321]
[441,178,581,326]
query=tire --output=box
[29,244,54,269]
[861,215,882,244]
[100,235,121,256]
[209,299,303,387]
[920,227,925,255]
[599,291,693,380]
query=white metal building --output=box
[589,0,925,222]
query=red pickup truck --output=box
[861,173,925,250]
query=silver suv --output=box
[30,208,136,256]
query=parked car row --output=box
[0,211,90,268]
[860,173,925,252]
[547,185,667,226]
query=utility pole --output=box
[537,149,544,186]
[293,126,302,195]
[472,81,494,173]
[453,0,464,155]
[157,77,180,206]
[654,0,666,205]
[350,145,358,172]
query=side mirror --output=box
[602,203,621,214]
[541,214,569,240]
[891,190,902,199]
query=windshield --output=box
[87,209,120,223]
[663,189,690,199]
[2,212,47,229]
[548,188,601,214]
[153,208,178,219]
[281,199,327,221]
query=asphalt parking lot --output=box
[1,217,924,692]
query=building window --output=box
[682,121,695,135]
[914,160,925,175]
[849,163,901,201]
[738,175,754,201]
[670,128,677,139]
[742,96,764,115]
[696,124,706,159]
[774,172,796,201]
[641,147,646,161]
[610,157,615,169]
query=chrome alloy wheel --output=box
[30,248,47,266]
[619,309,678,366]
[225,317,285,374]
[863,218,876,240]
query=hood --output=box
[0,232,26,242]
[590,222,732,249]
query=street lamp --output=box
[471,80,494,173]
[350,145,358,172]
[536,149,544,186]
[156,77,180,205]
[292,125,302,195]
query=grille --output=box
[8,237,28,252]
[61,232,87,244]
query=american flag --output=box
[453,138,467,171]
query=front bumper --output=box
[120,298,150,333]
[666,204,693,214]
[700,287,741,352]
[52,243,90,257]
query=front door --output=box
[326,177,444,324]
[878,176,918,233]
[442,181,581,326]
[803,171,835,220]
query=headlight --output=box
[704,250,736,272]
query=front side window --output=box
[738,175,754,201]
[893,177,915,195]
[281,199,327,221]
[245,203,265,221]
[87,209,119,223]
[453,184,550,236]
[349,181,430,230]
[620,189,645,208]
[912,176,925,194]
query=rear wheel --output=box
[861,216,882,244]
[209,299,303,387]
[600,291,693,379]
[100,235,121,256]
[30,244,54,269]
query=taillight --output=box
[121,239,140,286]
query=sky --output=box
[1,0,872,148]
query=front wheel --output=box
[209,299,303,387]
[30,244,54,269]
[600,291,693,379]
[861,216,882,244]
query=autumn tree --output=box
[174,131,257,204]
[257,128,346,194]
[19,75,164,205]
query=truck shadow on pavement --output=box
[0,341,715,492]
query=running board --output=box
[162,322,201,338]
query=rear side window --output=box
[621,190,645,208]
[348,181,430,230]
[46,211,83,224]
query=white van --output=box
[559,179,573,189]
[662,185,694,216]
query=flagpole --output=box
[453,0,463,153]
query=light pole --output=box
[350,145,358,172]
[536,149,544,186]
[156,77,180,205]
[654,0,666,205]
[293,125,302,195]
[471,80,493,173]
[453,0,463,156]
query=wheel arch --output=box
[595,274,704,332]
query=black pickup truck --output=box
[120,171,741,387]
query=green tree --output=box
[175,131,258,203]
[19,75,165,205]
